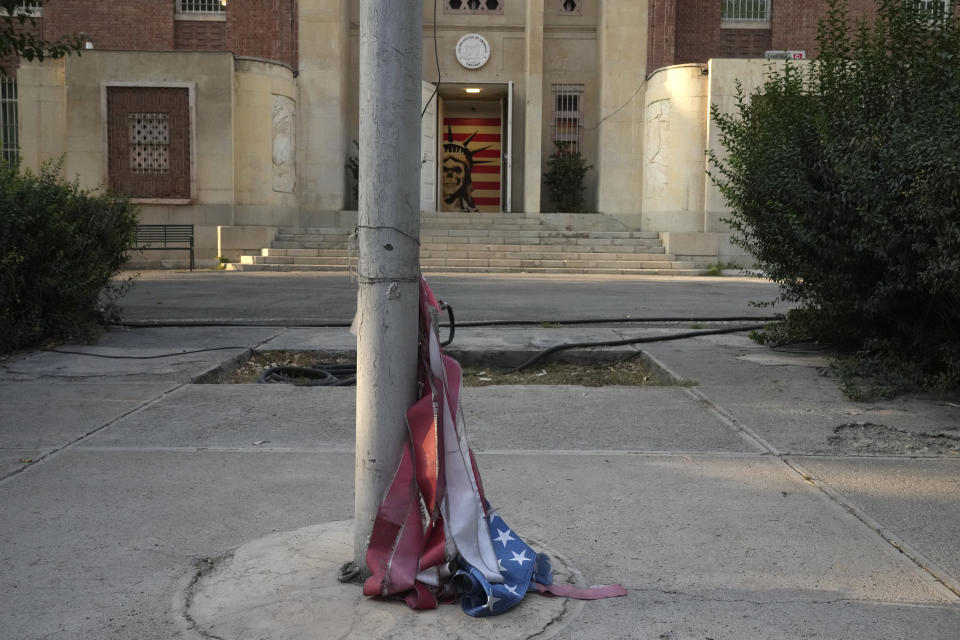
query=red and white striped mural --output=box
[441,117,501,213]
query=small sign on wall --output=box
[456,34,491,70]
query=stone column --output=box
[523,0,544,213]
[298,0,350,214]
[596,1,648,216]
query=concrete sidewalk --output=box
[1,272,958,639]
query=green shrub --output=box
[543,142,593,212]
[708,0,960,397]
[0,160,139,353]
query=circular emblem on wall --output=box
[455,33,491,70]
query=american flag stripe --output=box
[446,117,501,126]
[449,132,502,143]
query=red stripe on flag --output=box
[445,118,501,126]
[450,133,501,143]
[470,165,501,174]
[472,150,501,159]
[472,197,500,205]
[471,181,500,190]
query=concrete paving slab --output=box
[462,386,758,454]
[476,453,954,606]
[799,457,960,589]
[79,384,755,455]
[0,449,354,640]
[645,336,960,456]
[0,382,174,448]
[564,592,960,640]
[0,327,280,383]
[79,385,358,450]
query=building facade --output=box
[3,1,942,266]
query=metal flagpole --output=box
[354,0,424,573]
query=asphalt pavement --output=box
[1,271,958,639]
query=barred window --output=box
[721,0,770,22]
[129,113,170,174]
[3,1,42,16]
[1,77,18,165]
[915,0,951,13]
[551,84,583,155]
[559,0,580,14]
[445,0,503,15]
[177,0,226,14]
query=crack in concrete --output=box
[626,587,861,606]
[181,552,235,640]
[526,597,571,639]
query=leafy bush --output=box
[543,142,593,212]
[708,0,960,397]
[0,161,139,353]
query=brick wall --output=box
[659,0,891,70]
[717,27,772,58]
[175,20,227,51]
[44,0,174,51]
[770,0,878,57]
[648,0,677,73]
[225,0,297,69]
[15,1,296,70]
[1,15,41,74]
[674,0,723,66]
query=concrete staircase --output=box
[237,211,702,275]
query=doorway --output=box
[436,83,512,213]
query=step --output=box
[260,248,351,258]
[418,257,695,270]
[421,243,665,255]
[419,249,675,261]
[418,265,704,276]
[241,255,353,266]
[232,264,351,273]
[272,241,356,250]
[248,221,700,275]
[274,234,353,243]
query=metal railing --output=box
[1,77,18,165]
[176,0,225,13]
[721,0,770,22]
[551,84,583,155]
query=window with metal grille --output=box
[3,1,41,16]
[129,113,170,174]
[915,0,951,13]
[444,0,503,14]
[552,84,583,155]
[107,86,191,199]
[177,0,225,14]
[721,0,770,22]
[559,0,580,14]
[1,77,18,165]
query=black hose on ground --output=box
[258,363,357,386]
[112,315,779,329]
[507,324,767,373]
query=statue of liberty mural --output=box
[441,125,491,213]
